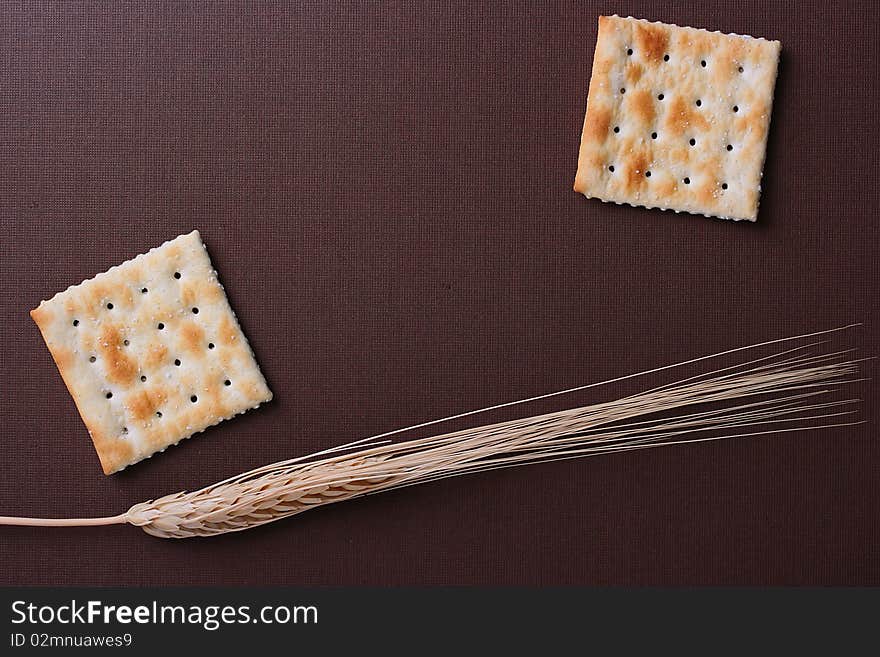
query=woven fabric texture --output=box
[1,2,877,585]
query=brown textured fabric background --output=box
[1,1,877,585]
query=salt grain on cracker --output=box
[574,15,781,221]
[31,231,273,474]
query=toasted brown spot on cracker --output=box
[86,282,113,312]
[119,285,135,310]
[623,152,651,193]
[585,105,612,143]
[179,283,197,307]
[628,88,655,125]
[203,280,225,303]
[144,340,169,370]
[711,60,734,87]
[664,95,709,136]
[126,387,168,423]
[625,62,643,85]
[98,324,138,386]
[696,180,716,207]
[179,320,205,355]
[657,177,677,198]
[634,23,669,63]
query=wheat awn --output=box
[0,325,867,538]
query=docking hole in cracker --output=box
[573,16,781,221]
[30,231,273,475]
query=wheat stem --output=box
[0,514,128,527]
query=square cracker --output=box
[31,231,273,474]
[573,16,781,221]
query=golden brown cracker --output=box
[574,16,781,221]
[31,231,273,474]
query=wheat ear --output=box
[0,326,867,538]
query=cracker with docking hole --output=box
[30,231,273,475]
[573,15,781,221]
